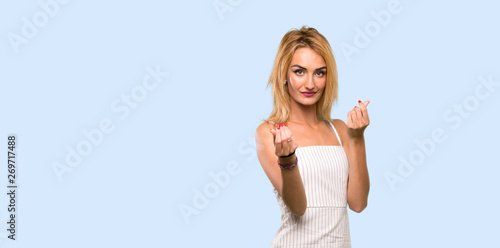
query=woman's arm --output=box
[255,122,307,216]
[334,100,371,213]
[278,153,307,216]
[345,133,369,213]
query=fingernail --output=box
[358,100,361,103]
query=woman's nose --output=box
[305,75,314,88]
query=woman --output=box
[255,26,370,247]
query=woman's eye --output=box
[316,71,325,76]
[294,70,303,75]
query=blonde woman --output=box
[255,26,370,247]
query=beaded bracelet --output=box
[277,157,298,170]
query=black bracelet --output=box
[279,149,295,158]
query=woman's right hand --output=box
[270,123,298,157]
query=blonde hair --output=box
[261,25,339,126]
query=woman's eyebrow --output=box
[291,65,327,71]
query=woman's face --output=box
[286,47,327,106]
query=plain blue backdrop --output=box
[1,0,499,247]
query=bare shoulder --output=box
[332,119,347,130]
[255,121,275,144]
[332,119,348,145]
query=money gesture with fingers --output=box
[347,100,370,139]
[270,123,298,157]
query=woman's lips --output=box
[301,92,316,97]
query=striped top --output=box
[271,120,351,248]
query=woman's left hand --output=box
[347,100,370,139]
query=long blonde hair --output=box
[261,25,339,126]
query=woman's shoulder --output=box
[330,119,348,145]
[331,118,347,129]
[255,121,276,140]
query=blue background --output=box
[1,0,499,247]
